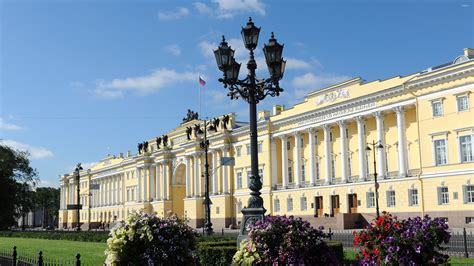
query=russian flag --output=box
[199,75,206,86]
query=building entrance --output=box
[171,164,186,218]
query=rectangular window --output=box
[330,132,333,141]
[287,141,291,150]
[432,101,443,117]
[301,163,306,182]
[236,147,241,157]
[246,144,250,155]
[331,158,336,179]
[288,164,293,183]
[315,160,320,180]
[247,170,251,188]
[457,95,469,112]
[409,189,418,206]
[274,199,280,212]
[367,192,375,208]
[466,217,474,224]
[259,168,264,185]
[300,197,307,211]
[216,207,220,214]
[236,172,243,189]
[387,190,396,207]
[434,139,447,165]
[438,187,449,205]
[287,198,293,211]
[258,142,263,153]
[346,128,349,139]
[464,185,474,203]
[300,137,304,148]
[460,135,473,163]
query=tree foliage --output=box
[0,145,38,229]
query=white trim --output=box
[418,83,474,101]
[421,168,474,179]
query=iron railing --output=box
[0,246,81,266]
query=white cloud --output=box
[36,179,58,188]
[165,44,181,56]
[286,58,313,70]
[461,4,470,7]
[291,72,352,98]
[0,139,54,160]
[194,0,266,19]
[0,118,23,130]
[158,7,190,20]
[94,68,200,98]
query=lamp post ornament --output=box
[75,163,83,231]
[214,17,285,243]
[366,141,383,219]
[199,119,213,235]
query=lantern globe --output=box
[263,32,284,65]
[214,36,235,71]
[241,17,261,50]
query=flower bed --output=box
[353,212,450,265]
[233,215,339,265]
[105,211,198,265]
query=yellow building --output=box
[59,48,474,230]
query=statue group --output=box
[182,109,199,124]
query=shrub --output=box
[353,212,450,265]
[105,211,198,265]
[233,215,338,265]
[325,240,344,263]
[195,242,237,266]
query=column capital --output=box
[355,116,365,123]
[393,105,405,114]
[374,111,384,119]
[278,134,287,140]
[337,120,347,128]
[307,127,317,134]
[293,131,301,137]
[322,124,332,131]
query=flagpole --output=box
[199,77,202,119]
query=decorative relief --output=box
[316,88,349,105]
[297,102,376,127]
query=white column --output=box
[116,176,119,205]
[308,129,316,186]
[338,120,349,183]
[150,165,155,200]
[375,111,387,179]
[121,175,125,204]
[280,135,288,188]
[293,132,302,187]
[212,150,218,194]
[323,124,332,184]
[185,157,191,197]
[162,161,168,200]
[104,178,108,206]
[60,186,64,209]
[271,138,278,189]
[394,106,408,177]
[155,163,161,200]
[356,116,367,181]
[222,148,229,194]
[193,154,199,196]
[112,177,115,205]
[136,168,142,202]
[143,166,148,202]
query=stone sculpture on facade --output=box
[182,109,199,124]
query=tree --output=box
[0,145,38,229]
[35,187,60,228]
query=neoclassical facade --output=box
[59,48,474,230]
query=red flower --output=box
[374,248,380,255]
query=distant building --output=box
[59,48,474,230]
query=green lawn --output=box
[0,237,106,265]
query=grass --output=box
[1,237,473,265]
[0,237,106,265]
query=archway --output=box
[171,164,186,218]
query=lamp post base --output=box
[237,207,266,246]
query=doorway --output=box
[331,195,340,217]
[314,196,323,217]
[348,194,358,214]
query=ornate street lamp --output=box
[74,163,83,231]
[214,17,285,243]
[366,141,383,219]
[198,119,213,235]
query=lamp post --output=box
[199,119,213,235]
[214,17,285,243]
[74,163,83,231]
[366,141,383,219]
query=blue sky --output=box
[1,0,472,188]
